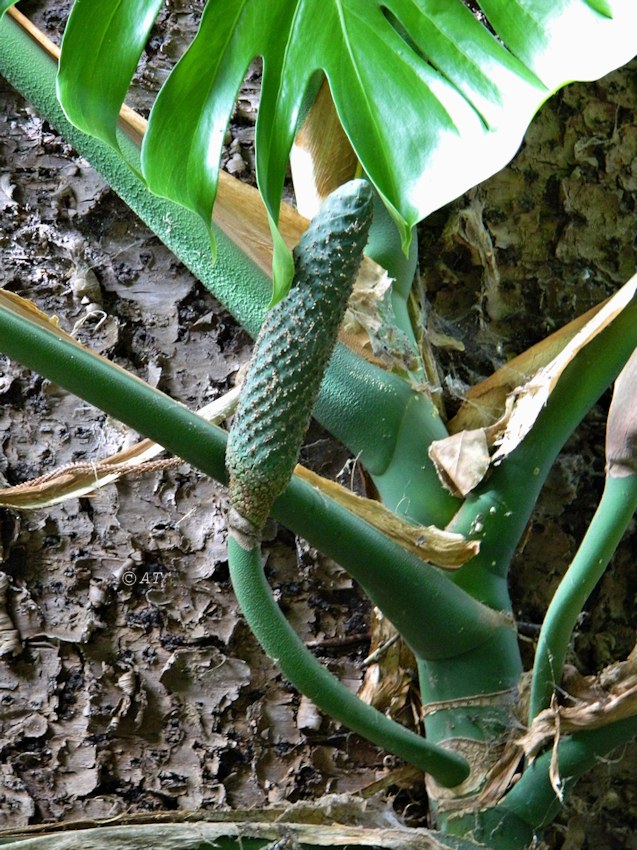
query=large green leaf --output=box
[57,0,637,301]
[57,0,165,152]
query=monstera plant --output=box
[0,1,637,849]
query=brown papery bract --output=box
[606,346,637,478]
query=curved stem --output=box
[442,714,637,848]
[447,293,637,607]
[490,714,637,840]
[227,526,470,786]
[276,464,505,661]
[529,473,637,721]
[368,389,458,523]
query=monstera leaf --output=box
[55,0,637,301]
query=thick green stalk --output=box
[365,189,423,369]
[227,532,469,785]
[275,465,507,661]
[417,627,524,837]
[418,627,522,742]
[360,194,458,518]
[0,12,457,527]
[440,715,637,849]
[485,714,637,846]
[529,474,637,720]
[366,190,419,304]
[447,295,637,608]
[0,306,503,661]
[530,344,637,719]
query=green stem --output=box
[370,389,457,520]
[488,714,637,844]
[529,473,637,721]
[447,294,637,607]
[365,189,425,378]
[0,306,502,661]
[418,627,522,741]
[276,463,506,661]
[416,628,523,836]
[441,715,637,849]
[361,193,457,520]
[366,190,419,304]
[416,294,637,830]
[227,528,469,786]
[0,12,456,527]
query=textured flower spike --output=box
[226,179,373,529]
